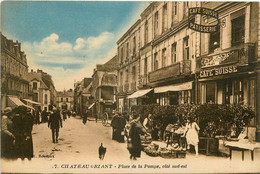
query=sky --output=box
[1,1,149,91]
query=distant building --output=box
[1,33,30,110]
[74,78,92,115]
[90,55,118,118]
[27,69,57,111]
[56,89,74,110]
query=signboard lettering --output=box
[200,65,238,78]
[188,7,219,33]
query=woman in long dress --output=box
[128,114,147,160]
[183,117,200,156]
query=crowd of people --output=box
[110,111,200,160]
[1,106,34,160]
[1,105,73,160]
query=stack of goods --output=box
[140,134,152,148]
[143,143,160,157]
[144,143,186,158]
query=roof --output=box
[96,55,119,72]
[26,73,49,89]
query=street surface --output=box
[1,116,259,173]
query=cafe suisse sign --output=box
[188,7,219,33]
[200,65,238,78]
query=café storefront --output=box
[196,44,257,128]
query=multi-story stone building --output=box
[1,33,30,110]
[117,2,200,111]
[27,69,57,111]
[91,55,118,117]
[116,2,260,141]
[74,77,92,115]
[117,20,142,112]
[56,89,74,111]
[196,2,260,141]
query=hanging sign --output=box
[188,7,219,33]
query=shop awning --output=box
[8,96,34,110]
[154,81,193,93]
[88,103,95,109]
[23,99,41,105]
[127,89,153,99]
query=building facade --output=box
[116,2,260,141]
[117,20,141,112]
[91,56,118,118]
[27,69,57,111]
[74,78,92,115]
[56,89,74,111]
[196,2,260,140]
[1,34,30,111]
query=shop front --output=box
[196,43,258,140]
[154,81,193,105]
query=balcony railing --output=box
[148,60,191,83]
[196,43,255,69]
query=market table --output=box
[225,141,260,161]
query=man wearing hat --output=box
[1,107,15,159]
[48,107,63,143]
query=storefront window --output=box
[206,82,215,104]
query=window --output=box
[162,48,167,68]
[33,82,37,90]
[232,15,245,46]
[126,42,129,58]
[144,21,148,44]
[33,93,38,102]
[144,58,148,84]
[66,98,69,102]
[132,66,136,82]
[172,2,178,25]
[133,36,136,54]
[209,27,220,53]
[154,53,158,70]
[171,43,177,63]
[154,12,159,37]
[144,58,148,76]
[120,47,123,63]
[120,72,123,87]
[126,69,128,83]
[61,98,63,102]
[183,37,189,60]
[183,2,189,18]
[206,82,216,104]
[162,4,167,33]
[44,94,48,104]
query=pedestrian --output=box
[83,110,88,125]
[143,113,153,133]
[95,114,98,123]
[118,113,126,143]
[48,107,63,143]
[62,110,67,121]
[182,117,200,156]
[1,107,16,159]
[12,106,34,160]
[127,114,147,160]
[67,110,71,118]
[35,108,40,124]
[110,113,119,141]
[41,110,48,123]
